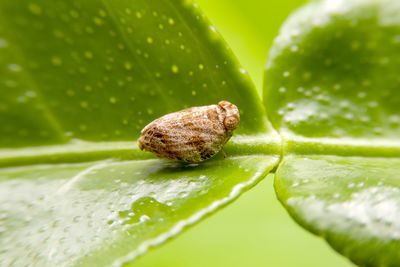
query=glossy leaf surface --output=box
[0,0,269,149]
[0,0,279,265]
[264,0,400,265]
[1,156,278,266]
[264,0,400,140]
[276,156,400,266]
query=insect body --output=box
[138,101,240,162]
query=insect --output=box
[138,100,240,162]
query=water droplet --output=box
[51,56,62,66]
[303,72,311,80]
[279,87,286,93]
[358,92,367,98]
[362,80,371,87]
[389,115,400,125]
[320,112,328,119]
[350,41,360,50]
[139,215,150,222]
[70,10,79,18]
[192,90,197,96]
[312,86,321,93]
[178,191,189,198]
[85,26,94,34]
[146,37,153,44]
[340,100,350,109]
[25,91,36,97]
[0,38,8,48]
[239,68,247,74]
[16,96,27,103]
[179,44,185,50]
[8,64,21,72]
[373,127,383,135]
[80,101,88,108]
[79,124,87,131]
[360,115,370,122]
[84,85,92,92]
[158,24,164,30]
[84,51,93,59]
[379,57,389,65]
[93,17,103,26]
[344,113,354,120]
[198,64,204,70]
[125,8,132,15]
[5,80,16,87]
[118,43,126,50]
[28,3,42,15]
[109,97,117,104]
[147,108,153,115]
[283,71,290,77]
[124,62,132,70]
[393,35,400,44]
[171,64,179,73]
[136,11,142,19]
[64,131,74,137]
[168,18,175,25]
[99,9,107,17]
[66,90,75,96]
[324,58,332,66]
[367,101,378,108]
[290,45,299,52]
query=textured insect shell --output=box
[138,102,239,162]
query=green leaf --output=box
[275,156,400,266]
[1,0,269,148]
[264,0,400,265]
[0,0,280,265]
[1,156,278,266]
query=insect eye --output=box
[224,116,239,130]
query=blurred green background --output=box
[135,1,353,266]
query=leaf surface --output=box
[0,0,279,265]
[264,0,400,265]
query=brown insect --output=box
[138,101,240,162]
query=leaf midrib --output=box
[1,132,400,168]
[282,134,400,158]
[0,134,280,167]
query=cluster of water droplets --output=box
[0,1,253,142]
